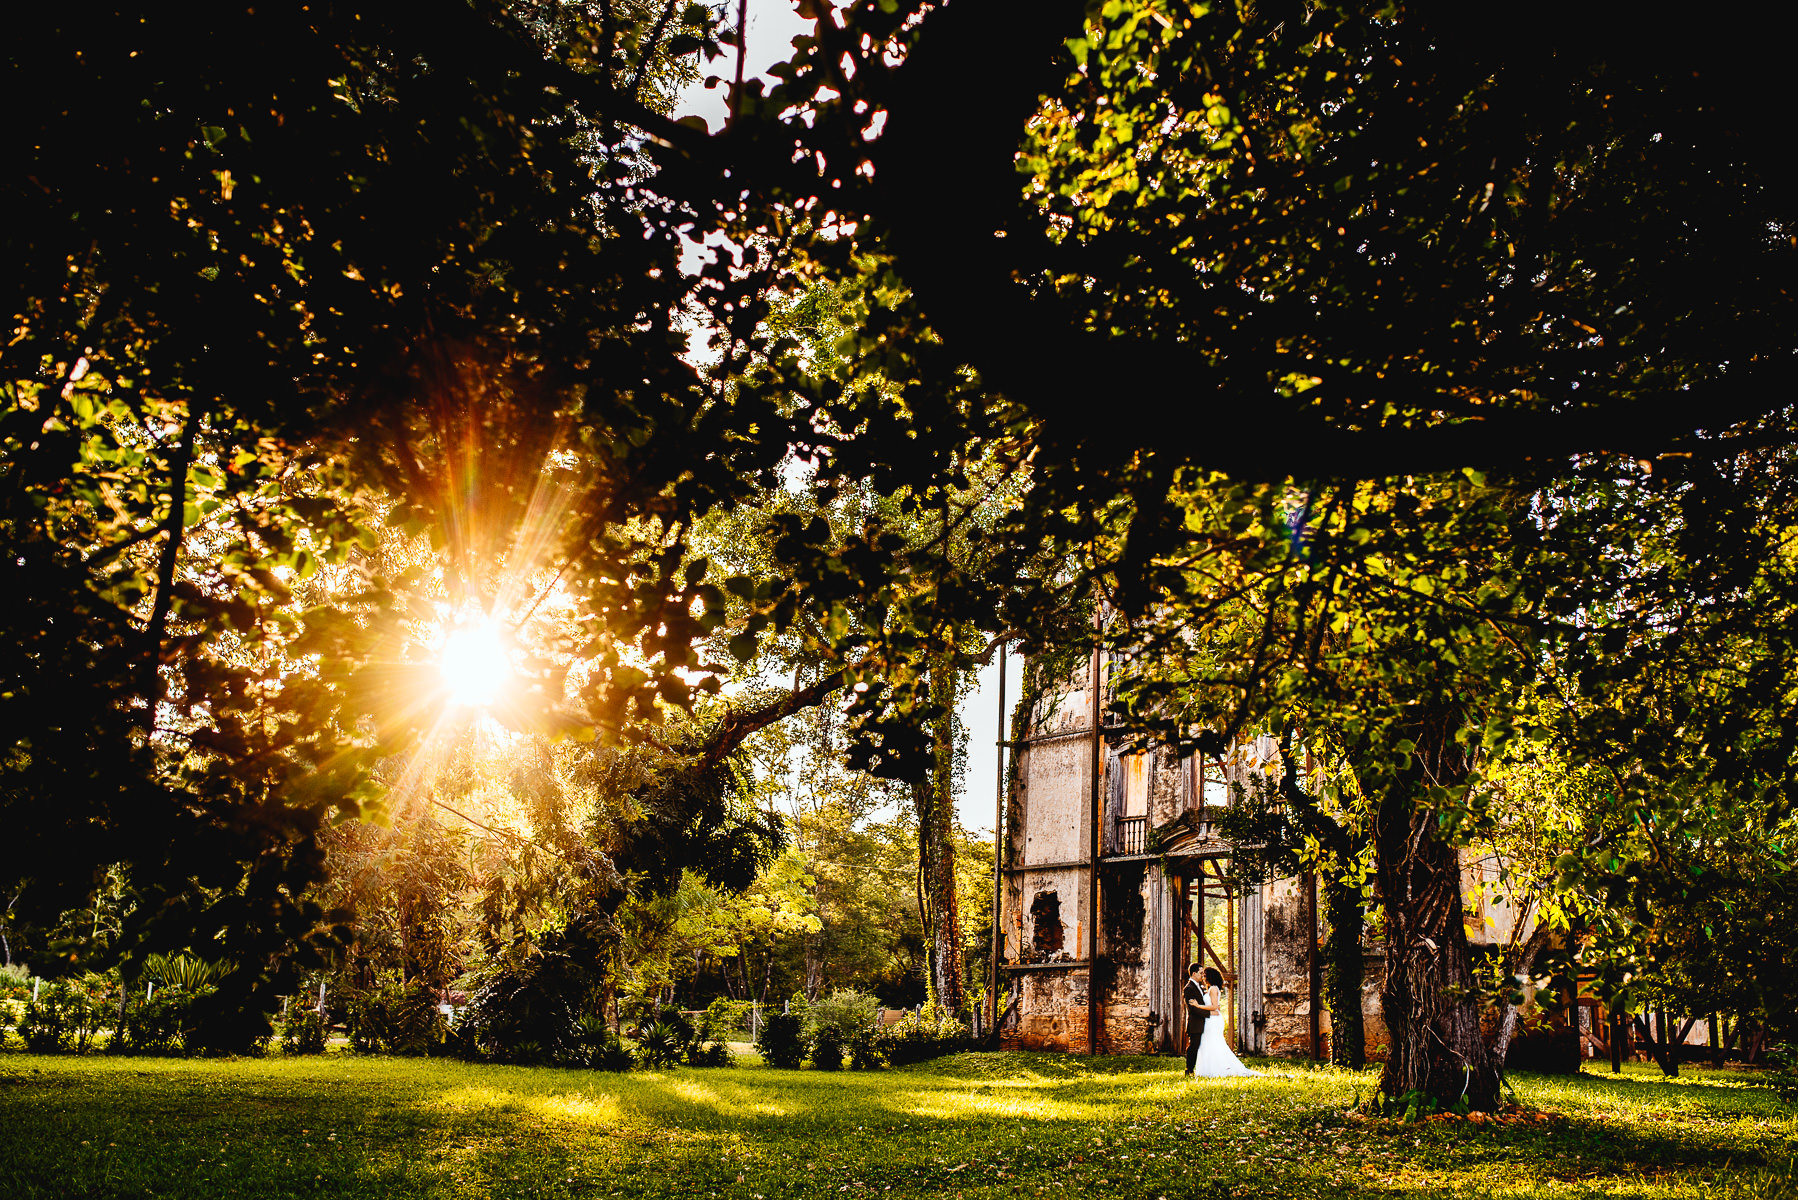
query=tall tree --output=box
[1,0,771,1033]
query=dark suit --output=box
[1184,976,1208,1074]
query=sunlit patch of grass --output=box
[1,1050,1793,1198]
[431,1082,628,1128]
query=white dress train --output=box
[1192,987,1261,1078]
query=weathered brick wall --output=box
[1005,968,1087,1051]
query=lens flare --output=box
[439,622,511,708]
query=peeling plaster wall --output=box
[1022,739,1090,865]
[1002,671,1099,1054]
[1019,868,1085,958]
[1150,744,1187,826]
[1258,876,1315,1057]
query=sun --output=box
[439,621,512,709]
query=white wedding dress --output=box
[1192,987,1261,1078]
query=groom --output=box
[1182,961,1213,1076]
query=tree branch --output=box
[139,408,200,725]
[697,662,859,771]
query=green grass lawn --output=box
[1,1050,1793,1199]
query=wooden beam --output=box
[988,643,1007,1039]
[1002,860,1091,874]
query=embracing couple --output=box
[1183,962,1260,1078]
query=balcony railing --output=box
[1113,815,1147,856]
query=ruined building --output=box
[993,655,1563,1061]
[993,657,1383,1059]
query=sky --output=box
[671,1,816,132]
[958,652,1023,837]
[669,2,1014,833]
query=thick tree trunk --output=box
[1372,712,1501,1110]
[915,658,965,1018]
[1322,879,1366,1069]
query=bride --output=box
[1190,966,1261,1078]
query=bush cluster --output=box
[281,1006,328,1056]
[21,976,111,1054]
[755,1008,809,1069]
[342,981,446,1056]
[116,989,194,1055]
[874,1004,970,1067]
[750,992,970,1071]
[10,972,220,1056]
[445,959,733,1071]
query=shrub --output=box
[561,1014,636,1071]
[171,984,274,1057]
[808,990,878,1043]
[115,989,189,1056]
[703,997,749,1040]
[20,990,75,1053]
[589,1029,638,1072]
[811,1026,845,1071]
[1765,1042,1798,1104]
[685,1039,733,1068]
[141,955,223,992]
[876,1005,970,1067]
[847,1022,886,1071]
[281,1006,328,1056]
[456,941,596,1064]
[755,1009,808,1070]
[636,1018,687,1069]
[344,981,445,1055]
[21,976,110,1054]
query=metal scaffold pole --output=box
[1087,604,1103,1056]
[988,641,1007,1038]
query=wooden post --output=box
[1193,867,1206,1056]
[1177,874,1192,1054]
[1086,612,1103,1056]
[1225,864,1237,1049]
[988,642,1007,1038]
[1195,867,1206,973]
[1610,1005,1624,1073]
